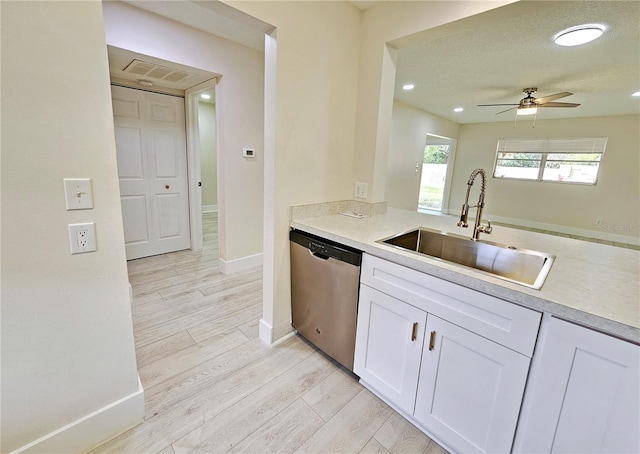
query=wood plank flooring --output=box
[91,213,446,454]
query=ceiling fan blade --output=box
[539,102,581,108]
[477,103,520,107]
[535,92,572,104]
[496,106,518,115]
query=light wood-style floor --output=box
[92,213,446,454]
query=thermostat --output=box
[242,148,255,158]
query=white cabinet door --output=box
[414,315,530,453]
[514,317,640,454]
[354,285,427,414]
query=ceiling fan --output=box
[478,88,581,115]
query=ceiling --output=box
[394,1,640,124]
[108,46,219,93]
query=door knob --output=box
[165,185,170,189]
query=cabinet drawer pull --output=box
[429,331,437,351]
[411,322,418,341]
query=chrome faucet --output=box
[457,168,492,241]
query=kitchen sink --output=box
[378,227,555,289]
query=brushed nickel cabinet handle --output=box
[411,322,418,341]
[429,331,437,351]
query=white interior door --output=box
[111,85,190,260]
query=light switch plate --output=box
[64,178,93,210]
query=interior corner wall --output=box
[450,115,640,240]
[386,100,460,211]
[102,0,264,262]
[354,0,517,203]
[221,0,362,343]
[198,101,218,209]
[1,1,141,452]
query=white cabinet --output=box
[415,315,530,453]
[355,254,542,453]
[354,285,426,414]
[514,317,640,454]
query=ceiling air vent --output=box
[123,59,192,84]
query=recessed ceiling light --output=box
[454,107,464,112]
[632,91,640,97]
[402,84,415,90]
[554,24,605,47]
[200,94,211,100]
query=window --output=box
[493,137,607,185]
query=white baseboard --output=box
[219,253,263,275]
[202,204,218,213]
[259,318,295,346]
[11,376,144,454]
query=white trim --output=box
[219,252,263,275]
[10,376,144,454]
[258,319,295,346]
[185,78,218,253]
[259,318,273,345]
[445,210,640,246]
[202,204,218,213]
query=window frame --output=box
[492,137,607,185]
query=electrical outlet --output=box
[68,223,96,254]
[354,182,368,199]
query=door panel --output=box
[121,196,149,244]
[111,85,190,259]
[414,315,530,453]
[114,127,144,177]
[157,194,181,238]
[354,285,427,414]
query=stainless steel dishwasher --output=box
[290,229,362,371]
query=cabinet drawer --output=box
[361,254,541,356]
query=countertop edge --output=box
[290,220,640,345]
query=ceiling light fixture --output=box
[454,107,464,112]
[517,106,538,116]
[632,91,640,97]
[402,83,415,90]
[138,79,154,88]
[200,94,211,100]
[554,24,605,47]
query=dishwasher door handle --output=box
[308,249,330,260]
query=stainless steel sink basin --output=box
[378,227,555,289]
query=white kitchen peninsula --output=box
[290,204,639,453]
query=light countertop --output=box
[291,208,640,344]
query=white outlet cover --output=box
[68,223,96,254]
[64,178,93,210]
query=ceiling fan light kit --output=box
[554,24,605,46]
[517,106,538,116]
[478,87,581,119]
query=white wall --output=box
[353,1,516,202]
[222,0,362,343]
[103,1,264,261]
[450,115,640,241]
[1,1,141,451]
[386,100,460,210]
[198,101,218,209]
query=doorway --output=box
[417,134,456,213]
